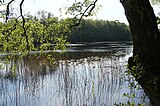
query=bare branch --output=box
[59,0,98,36]
[19,0,29,50]
[19,0,26,34]
[6,0,14,22]
[73,0,98,26]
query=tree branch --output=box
[58,0,98,37]
[6,0,14,22]
[19,0,26,35]
[19,0,29,50]
[5,0,98,50]
[73,0,98,26]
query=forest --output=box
[69,19,132,43]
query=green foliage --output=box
[0,11,75,78]
[0,12,74,57]
[123,93,136,98]
[127,55,144,79]
[151,0,160,5]
[114,101,147,106]
[66,0,101,17]
[115,65,148,106]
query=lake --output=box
[0,42,150,106]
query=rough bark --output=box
[120,0,160,105]
[121,0,160,69]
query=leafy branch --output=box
[5,0,29,50]
[2,0,99,54]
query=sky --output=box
[22,0,159,24]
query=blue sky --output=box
[23,0,159,24]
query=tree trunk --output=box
[120,0,160,105]
[120,0,160,69]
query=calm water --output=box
[0,43,150,106]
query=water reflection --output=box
[0,45,149,106]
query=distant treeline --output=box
[25,11,132,43]
[69,19,132,43]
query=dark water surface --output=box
[0,43,150,106]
